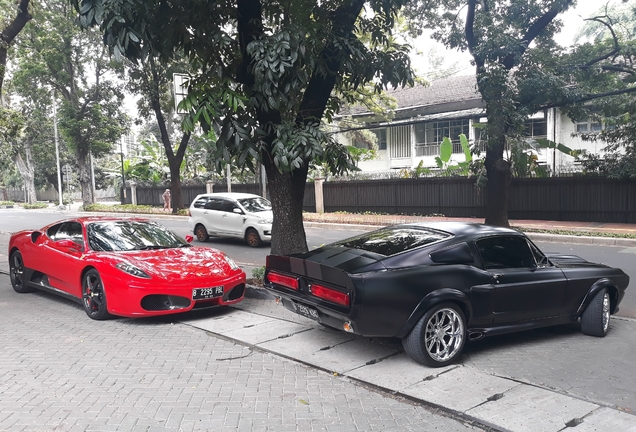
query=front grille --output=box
[141,295,191,311]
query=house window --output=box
[414,119,470,156]
[371,129,387,150]
[388,126,411,158]
[524,118,547,138]
[576,120,602,133]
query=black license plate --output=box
[192,286,224,300]
[291,300,320,321]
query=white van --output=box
[188,192,273,247]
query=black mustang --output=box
[264,222,629,367]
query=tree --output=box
[572,2,636,178]
[74,0,416,254]
[407,0,636,226]
[126,56,191,212]
[0,0,32,98]
[12,0,129,207]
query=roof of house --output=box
[340,75,483,121]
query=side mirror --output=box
[185,235,194,243]
[233,208,243,215]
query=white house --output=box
[335,75,605,175]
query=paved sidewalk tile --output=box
[466,385,598,432]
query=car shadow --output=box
[462,323,582,357]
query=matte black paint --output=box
[265,222,629,341]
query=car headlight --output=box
[224,255,240,270]
[258,218,273,224]
[115,262,151,279]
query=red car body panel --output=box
[8,217,246,318]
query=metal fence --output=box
[123,176,636,224]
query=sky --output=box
[410,0,627,78]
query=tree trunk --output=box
[265,159,309,255]
[0,0,32,97]
[12,149,36,204]
[484,143,511,227]
[479,75,513,227]
[77,149,94,207]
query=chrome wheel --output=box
[602,292,610,333]
[581,288,611,337]
[402,302,466,367]
[424,307,465,363]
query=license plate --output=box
[192,286,224,300]
[291,300,320,321]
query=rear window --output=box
[330,226,450,256]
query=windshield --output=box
[238,197,272,213]
[331,226,450,257]
[86,221,190,252]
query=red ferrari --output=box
[8,217,246,320]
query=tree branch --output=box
[583,16,620,67]
[502,0,575,69]
[465,0,483,68]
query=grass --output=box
[83,203,189,216]
[21,203,49,209]
[0,200,15,206]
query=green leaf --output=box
[439,137,452,164]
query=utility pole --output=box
[52,92,63,208]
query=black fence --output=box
[124,176,636,224]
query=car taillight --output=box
[310,283,350,307]
[267,271,299,290]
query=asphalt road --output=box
[1,208,635,318]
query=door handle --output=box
[492,273,503,283]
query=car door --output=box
[216,199,245,236]
[39,221,86,296]
[475,236,568,324]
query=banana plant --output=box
[435,134,472,176]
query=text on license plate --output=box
[291,301,320,320]
[192,286,224,300]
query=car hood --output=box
[109,247,237,281]
[545,253,609,268]
[248,210,273,219]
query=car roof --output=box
[399,221,523,238]
[50,216,151,225]
[194,192,262,200]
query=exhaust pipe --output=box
[469,331,485,341]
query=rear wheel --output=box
[245,228,262,247]
[581,288,610,337]
[402,302,466,367]
[82,269,111,320]
[9,251,34,293]
[194,224,209,242]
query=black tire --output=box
[194,224,209,242]
[9,251,34,293]
[402,302,466,367]
[581,288,610,337]
[82,269,111,320]
[245,228,262,247]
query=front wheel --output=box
[245,228,262,247]
[10,251,34,293]
[581,288,611,337]
[402,302,466,367]
[82,269,111,320]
